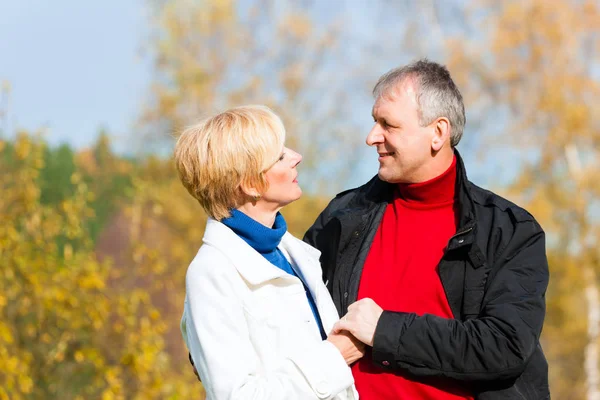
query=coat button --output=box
[458,239,464,244]
[315,381,329,397]
[343,292,348,299]
[382,360,390,366]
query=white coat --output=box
[181,218,358,400]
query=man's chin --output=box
[378,170,404,184]
[378,171,395,183]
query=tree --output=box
[76,132,134,242]
[446,1,600,396]
[0,133,196,399]
[38,144,77,205]
[141,0,377,193]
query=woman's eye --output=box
[279,153,285,161]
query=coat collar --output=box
[202,218,323,287]
[279,232,324,293]
[344,149,478,250]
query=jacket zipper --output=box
[450,226,473,241]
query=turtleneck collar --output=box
[221,209,287,254]
[397,155,457,208]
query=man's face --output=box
[366,80,436,184]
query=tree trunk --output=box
[586,267,600,400]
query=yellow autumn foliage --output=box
[0,133,201,399]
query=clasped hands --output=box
[327,298,384,365]
[190,297,385,379]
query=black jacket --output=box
[304,151,550,399]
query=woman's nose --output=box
[290,149,302,166]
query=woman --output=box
[175,105,363,399]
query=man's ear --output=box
[431,117,451,152]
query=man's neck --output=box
[410,147,455,184]
[397,154,457,206]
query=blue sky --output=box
[0,0,152,152]
[0,1,510,191]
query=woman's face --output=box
[260,146,303,208]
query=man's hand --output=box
[327,330,366,365]
[332,298,384,346]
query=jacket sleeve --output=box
[182,254,354,400]
[371,220,549,382]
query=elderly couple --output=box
[176,60,550,400]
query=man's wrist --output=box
[371,311,413,370]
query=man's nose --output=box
[366,124,384,146]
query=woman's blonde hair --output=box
[174,105,285,220]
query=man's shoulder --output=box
[328,175,384,206]
[467,181,539,226]
[304,175,384,241]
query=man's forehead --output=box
[372,98,390,115]
[373,80,418,114]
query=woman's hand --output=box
[327,330,366,365]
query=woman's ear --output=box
[239,180,260,199]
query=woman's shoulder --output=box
[186,243,237,283]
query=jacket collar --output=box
[345,149,478,250]
[202,218,323,286]
[453,149,477,232]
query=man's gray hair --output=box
[373,59,466,147]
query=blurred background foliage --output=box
[1,0,599,398]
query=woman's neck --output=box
[222,209,287,254]
[236,202,281,228]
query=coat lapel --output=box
[202,218,288,285]
[279,234,340,333]
[203,218,340,333]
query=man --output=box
[303,59,549,399]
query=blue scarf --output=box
[222,209,326,339]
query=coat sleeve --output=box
[182,252,354,400]
[371,220,549,382]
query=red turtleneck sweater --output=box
[351,156,473,400]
